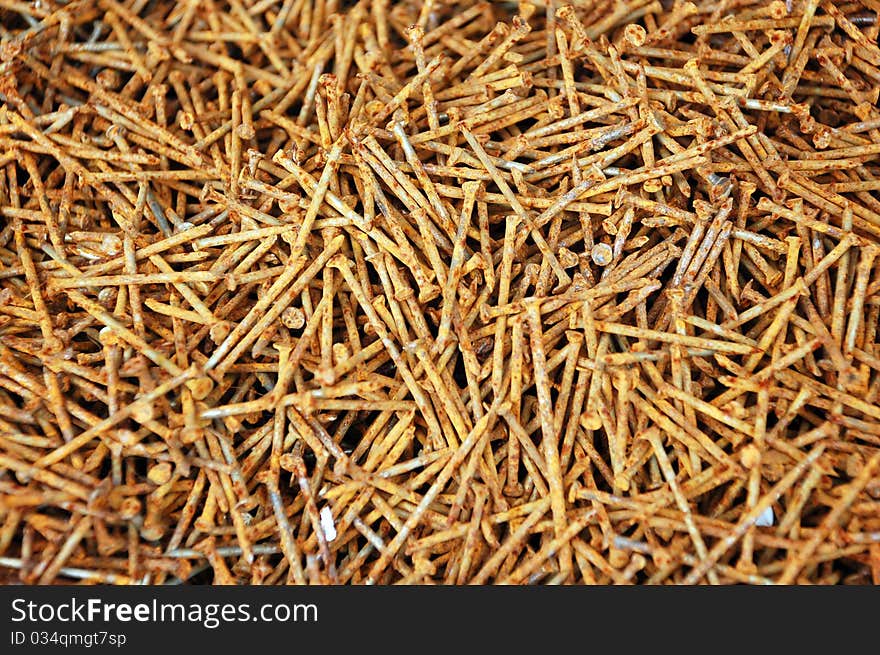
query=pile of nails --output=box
[1,0,880,584]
